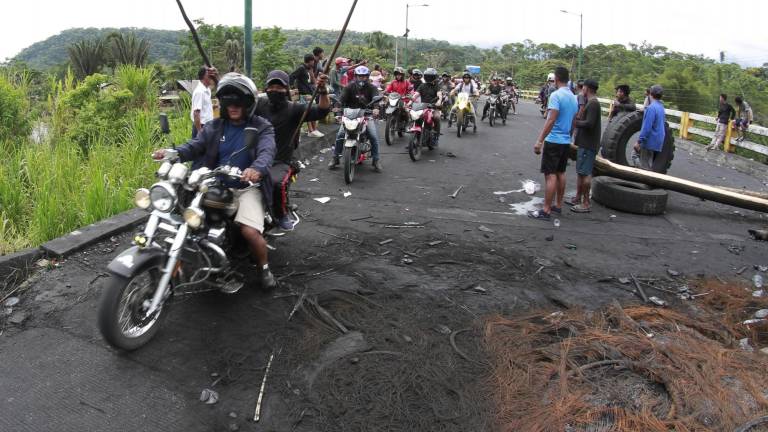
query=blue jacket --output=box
[639,100,665,152]
[177,115,276,208]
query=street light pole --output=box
[404,3,429,70]
[560,9,583,80]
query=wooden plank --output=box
[734,139,768,156]
[688,127,715,139]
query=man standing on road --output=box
[569,79,601,213]
[608,85,636,122]
[733,96,754,143]
[191,66,215,138]
[529,66,578,221]
[254,70,331,230]
[634,85,666,171]
[707,94,735,151]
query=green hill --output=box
[14,28,185,69]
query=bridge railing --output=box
[518,89,768,157]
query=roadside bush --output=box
[0,74,31,144]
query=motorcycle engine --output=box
[202,185,238,223]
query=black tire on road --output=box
[456,112,463,138]
[591,176,668,215]
[343,146,355,184]
[408,133,422,162]
[600,110,675,174]
[98,269,166,351]
[385,116,394,146]
[489,108,495,127]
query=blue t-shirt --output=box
[217,122,251,188]
[545,87,578,144]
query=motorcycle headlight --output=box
[149,182,177,213]
[168,163,188,184]
[182,207,205,230]
[409,110,423,120]
[156,161,172,179]
[134,188,151,210]
[343,118,360,131]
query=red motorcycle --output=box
[407,102,437,162]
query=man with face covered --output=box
[253,70,331,230]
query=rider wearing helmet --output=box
[254,70,331,230]
[540,72,556,104]
[503,77,517,115]
[409,68,424,89]
[482,76,504,120]
[451,72,480,96]
[414,68,443,146]
[329,65,383,172]
[154,71,278,290]
[385,66,414,97]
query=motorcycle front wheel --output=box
[408,132,422,162]
[385,116,395,146]
[343,146,356,184]
[456,112,463,138]
[97,268,167,351]
[489,108,495,127]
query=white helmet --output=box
[547,72,555,82]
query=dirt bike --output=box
[384,93,409,146]
[448,92,477,138]
[486,93,502,127]
[407,102,438,162]
[339,96,383,184]
[97,124,300,351]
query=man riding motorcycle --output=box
[503,77,517,115]
[152,72,278,289]
[413,68,443,147]
[329,65,382,172]
[384,67,414,125]
[540,73,556,104]
[253,70,331,230]
[482,76,503,120]
[451,72,480,113]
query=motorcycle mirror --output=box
[244,127,258,150]
[159,112,170,135]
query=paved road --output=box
[1,100,766,431]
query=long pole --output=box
[578,13,583,80]
[404,5,409,69]
[175,0,211,67]
[244,0,252,77]
[288,0,359,147]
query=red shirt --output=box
[385,79,413,96]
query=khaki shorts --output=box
[233,188,265,233]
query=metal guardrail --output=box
[519,90,768,156]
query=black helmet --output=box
[216,72,258,120]
[423,68,437,83]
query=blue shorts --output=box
[576,147,597,176]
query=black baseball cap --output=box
[583,79,599,91]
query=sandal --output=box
[570,204,591,213]
[564,196,579,206]
[551,206,562,214]
[527,209,551,220]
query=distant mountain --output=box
[14,28,186,70]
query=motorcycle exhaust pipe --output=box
[198,239,229,273]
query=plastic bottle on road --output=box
[755,274,764,289]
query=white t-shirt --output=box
[455,81,476,94]
[190,82,213,125]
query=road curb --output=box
[41,208,149,257]
[0,247,43,287]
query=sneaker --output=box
[278,215,296,231]
[309,130,325,138]
[372,160,383,172]
[261,269,278,290]
[328,156,340,169]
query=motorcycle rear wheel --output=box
[97,268,167,351]
[408,133,422,162]
[343,146,356,184]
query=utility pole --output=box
[561,10,583,79]
[404,3,429,70]
[244,0,252,77]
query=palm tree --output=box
[224,39,241,72]
[68,39,106,79]
[367,31,394,60]
[107,33,150,67]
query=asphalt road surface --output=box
[1,100,766,432]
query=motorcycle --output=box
[97,122,299,351]
[448,92,477,138]
[384,93,408,146]
[340,96,383,184]
[439,86,454,120]
[407,102,437,162]
[499,91,512,124]
[486,93,501,127]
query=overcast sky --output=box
[2,0,766,67]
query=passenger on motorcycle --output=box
[253,70,331,231]
[409,68,424,89]
[482,76,503,120]
[504,77,517,115]
[329,66,383,172]
[413,68,443,146]
[153,72,278,289]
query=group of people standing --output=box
[528,66,668,220]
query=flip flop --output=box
[570,204,591,213]
[551,206,562,214]
[527,209,551,220]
